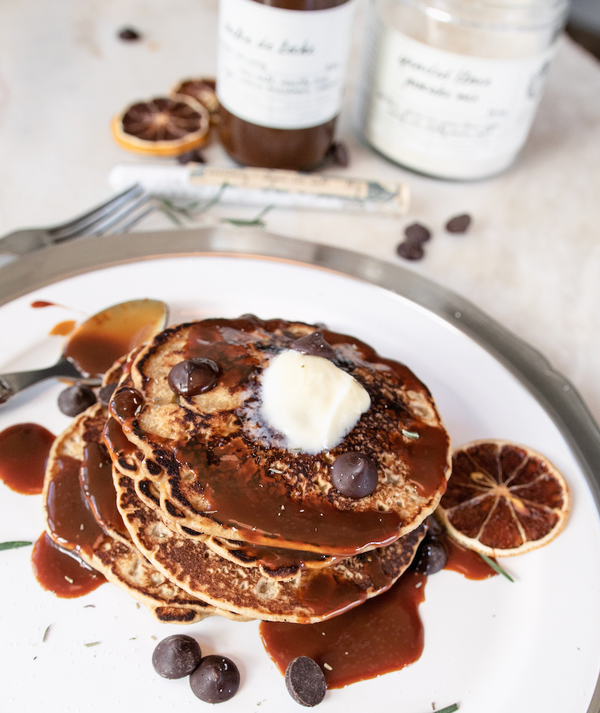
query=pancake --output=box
[105,316,451,556]
[41,403,248,624]
[114,468,426,624]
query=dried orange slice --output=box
[111,96,210,157]
[171,78,219,122]
[438,439,569,557]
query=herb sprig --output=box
[478,552,515,583]
[0,541,32,551]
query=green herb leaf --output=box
[435,705,459,713]
[42,624,52,643]
[158,184,227,225]
[0,541,32,551]
[221,204,273,227]
[402,429,419,439]
[84,641,101,647]
[478,552,515,582]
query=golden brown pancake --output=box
[105,316,451,556]
[114,468,426,623]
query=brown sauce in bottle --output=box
[260,570,426,688]
[31,532,105,598]
[0,423,55,495]
[217,0,351,170]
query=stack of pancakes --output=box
[44,316,451,624]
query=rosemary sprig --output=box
[435,704,459,713]
[221,204,274,227]
[84,641,101,647]
[0,541,32,551]
[478,552,515,583]
[158,183,227,225]
[42,624,52,643]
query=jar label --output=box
[217,0,356,130]
[359,23,556,179]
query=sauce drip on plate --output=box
[0,423,55,495]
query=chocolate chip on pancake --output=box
[168,357,219,396]
[331,452,379,499]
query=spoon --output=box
[0,299,168,405]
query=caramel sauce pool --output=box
[31,532,105,598]
[261,570,426,688]
[0,423,55,494]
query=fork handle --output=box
[0,358,93,405]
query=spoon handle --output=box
[0,358,92,405]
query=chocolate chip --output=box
[285,656,327,707]
[445,213,472,234]
[118,27,141,41]
[152,634,202,679]
[396,241,425,261]
[110,387,144,420]
[98,381,118,407]
[168,358,219,397]
[327,141,349,168]
[57,384,97,417]
[411,537,448,575]
[331,452,378,499]
[177,149,206,165]
[189,655,240,703]
[291,332,336,360]
[404,222,431,243]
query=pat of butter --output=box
[260,350,371,454]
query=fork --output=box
[0,183,157,257]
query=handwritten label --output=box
[217,0,356,129]
[359,21,556,179]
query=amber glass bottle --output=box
[217,0,356,170]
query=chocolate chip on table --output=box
[118,27,142,41]
[168,358,219,397]
[98,381,118,407]
[327,141,349,168]
[411,536,448,575]
[152,635,202,680]
[291,331,336,360]
[404,222,431,243]
[285,656,327,707]
[189,655,240,703]
[57,384,97,417]
[331,452,379,499]
[396,241,425,261]
[177,149,206,165]
[445,213,472,234]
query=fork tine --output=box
[49,183,144,240]
[86,194,157,237]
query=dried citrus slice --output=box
[111,96,209,157]
[171,78,219,122]
[438,439,569,557]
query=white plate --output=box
[1,231,600,713]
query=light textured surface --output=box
[0,0,599,432]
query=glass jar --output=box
[217,0,357,170]
[357,0,570,179]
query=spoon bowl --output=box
[0,299,168,405]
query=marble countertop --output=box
[1,0,599,427]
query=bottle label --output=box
[359,20,556,178]
[217,0,356,130]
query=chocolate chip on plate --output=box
[291,332,336,360]
[118,27,142,41]
[285,656,327,707]
[331,452,379,499]
[57,384,97,417]
[411,537,448,575]
[152,634,202,680]
[189,655,240,703]
[396,240,425,261]
[168,358,219,397]
[404,222,431,243]
[445,213,472,234]
[98,381,118,407]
